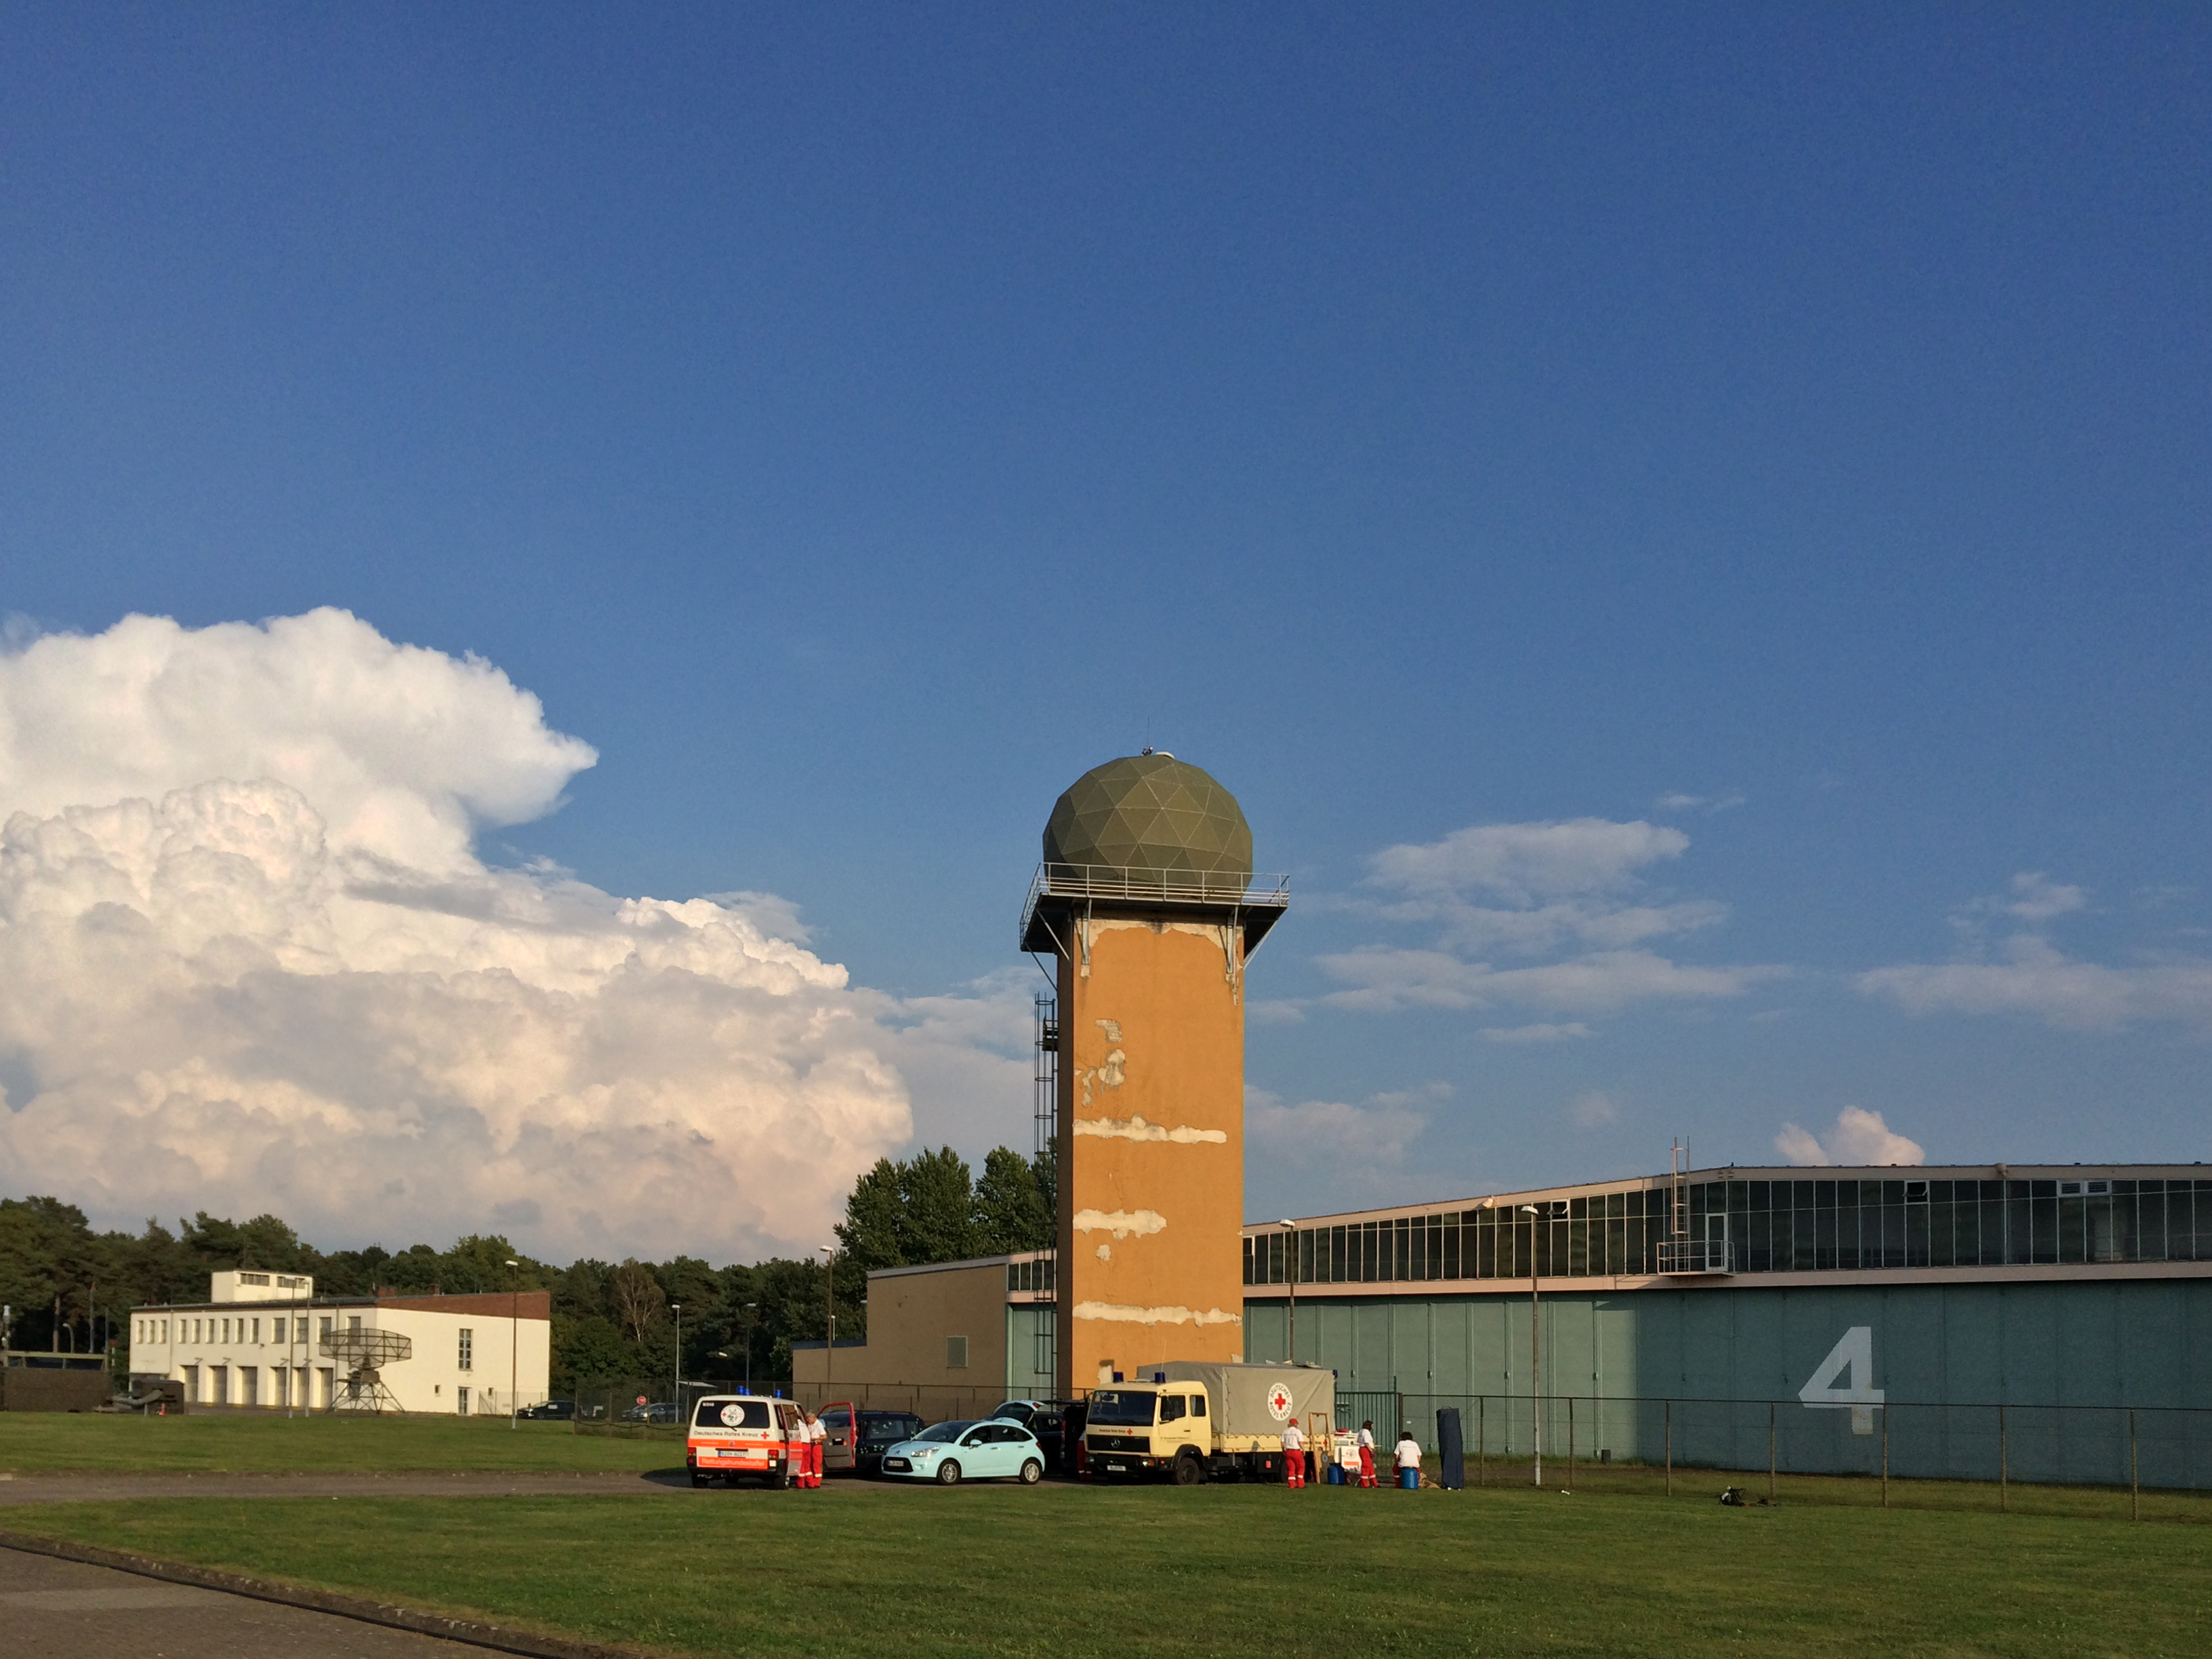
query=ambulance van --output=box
[687,1393,802,1488]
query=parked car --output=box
[817,1405,927,1476]
[519,1399,577,1420]
[878,1419,1046,1486]
[988,1399,1071,1469]
[619,1401,680,1425]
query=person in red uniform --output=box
[1357,1420,1378,1488]
[1281,1416,1306,1488]
[800,1408,822,1488]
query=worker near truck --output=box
[1357,1420,1378,1487]
[1281,1416,1305,1488]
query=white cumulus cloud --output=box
[1860,871,2212,1033]
[1774,1107,1925,1167]
[1370,817,1689,906]
[1565,1089,1619,1130]
[0,610,954,1263]
[1309,817,1776,1019]
[1245,1085,1433,1169]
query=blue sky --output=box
[3,5,2208,1244]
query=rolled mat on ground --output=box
[1436,1408,1465,1490]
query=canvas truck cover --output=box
[1148,1362,1335,1437]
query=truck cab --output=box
[1084,1383,1204,1481]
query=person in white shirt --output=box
[1395,1427,1422,1488]
[1356,1420,1378,1488]
[800,1408,823,1488]
[1280,1416,1306,1488]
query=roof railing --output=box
[1020,862,1289,946]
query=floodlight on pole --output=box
[1277,1220,1298,1363]
[1520,1206,1542,1486]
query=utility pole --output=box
[818,1246,836,1390]
[1521,1205,1542,1486]
[672,1303,682,1418]
[506,1260,520,1429]
[743,1303,758,1394]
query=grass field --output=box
[9,1481,2211,1658]
[0,1414,667,1473]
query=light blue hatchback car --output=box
[878,1419,1046,1485]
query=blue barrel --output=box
[1399,1466,1420,1490]
[1328,1462,1345,1484]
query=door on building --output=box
[210,1366,228,1405]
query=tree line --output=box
[0,1143,1050,1394]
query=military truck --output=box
[1081,1361,1334,1484]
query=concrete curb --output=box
[0,1529,651,1659]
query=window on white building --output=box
[457,1328,473,1371]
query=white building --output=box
[131,1271,550,1416]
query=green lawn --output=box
[0,1413,668,1473]
[9,1482,2210,1658]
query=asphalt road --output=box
[0,1544,478,1657]
[0,1469,695,1505]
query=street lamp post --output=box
[672,1303,682,1420]
[743,1303,758,1395]
[1520,1205,1542,1486]
[505,1259,520,1429]
[1277,1219,1298,1363]
[818,1246,836,1391]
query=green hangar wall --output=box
[1242,1278,2212,1487]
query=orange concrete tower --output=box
[1020,754,1287,1395]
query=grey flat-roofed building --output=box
[1242,1165,2212,1487]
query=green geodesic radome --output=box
[1042,754,1253,877]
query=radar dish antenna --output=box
[318,1326,413,1412]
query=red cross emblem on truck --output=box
[1267,1384,1294,1420]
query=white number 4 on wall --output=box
[1798,1326,1884,1435]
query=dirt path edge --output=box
[0,1528,652,1659]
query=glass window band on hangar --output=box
[1247,1168,2212,1288]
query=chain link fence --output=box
[1338,1392,2212,1519]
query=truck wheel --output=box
[1019,1458,1043,1484]
[936,1459,962,1486]
[1171,1453,1204,1487]
[689,1469,708,1488]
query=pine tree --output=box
[836,1158,907,1271]
[898,1147,980,1263]
[975,1146,1052,1252]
